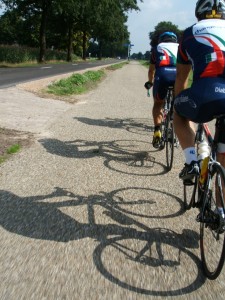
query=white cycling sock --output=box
[184,147,197,164]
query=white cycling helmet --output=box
[195,0,225,19]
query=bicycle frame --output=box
[162,87,174,120]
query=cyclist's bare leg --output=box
[173,111,196,149]
[152,98,164,127]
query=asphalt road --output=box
[0,58,122,88]
[0,61,225,299]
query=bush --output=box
[0,45,78,63]
[0,45,38,63]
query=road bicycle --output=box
[148,86,179,170]
[183,119,225,279]
[160,86,179,170]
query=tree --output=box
[0,0,143,62]
[149,21,182,48]
[92,0,141,59]
[52,0,82,61]
[2,0,55,62]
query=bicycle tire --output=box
[200,162,225,279]
[165,113,174,170]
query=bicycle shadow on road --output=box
[93,228,205,296]
[39,138,169,176]
[0,186,184,242]
[74,117,154,136]
[0,186,205,294]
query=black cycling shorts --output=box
[174,77,225,123]
[153,67,176,101]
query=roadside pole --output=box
[128,44,134,60]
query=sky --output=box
[126,0,198,54]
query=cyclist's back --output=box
[174,13,225,123]
[145,31,178,148]
[150,38,178,101]
[173,0,225,186]
[181,19,225,81]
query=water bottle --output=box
[199,156,209,185]
[197,140,210,162]
[198,140,210,186]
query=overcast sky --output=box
[127,0,197,54]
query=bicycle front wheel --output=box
[165,115,174,170]
[200,162,225,280]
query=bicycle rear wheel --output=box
[165,114,174,170]
[200,162,225,279]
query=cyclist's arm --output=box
[148,63,155,84]
[174,63,192,97]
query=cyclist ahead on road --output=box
[145,31,179,148]
[173,0,225,193]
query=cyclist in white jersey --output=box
[145,32,179,148]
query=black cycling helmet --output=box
[158,32,177,43]
[195,0,225,20]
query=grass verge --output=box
[0,144,21,164]
[46,70,105,96]
[46,62,128,96]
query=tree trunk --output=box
[67,24,73,62]
[82,31,87,60]
[39,1,51,63]
[98,40,103,60]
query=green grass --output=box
[140,60,149,68]
[0,143,21,164]
[105,62,129,70]
[46,69,106,96]
[7,144,21,154]
[46,62,128,96]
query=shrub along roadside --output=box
[0,45,78,64]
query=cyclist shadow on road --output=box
[0,186,205,294]
[74,117,154,136]
[39,138,168,176]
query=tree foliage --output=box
[149,21,182,48]
[0,0,142,62]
